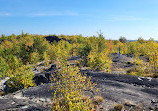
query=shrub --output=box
[0,57,9,78]
[6,65,34,93]
[43,51,50,66]
[114,104,124,111]
[78,43,92,66]
[87,51,112,72]
[52,64,96,111]
[137,37,145,43]
[92,96,104,105]
[30,51,40,64]
[0,91,5,96]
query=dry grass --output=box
[92,96,104,105]
[113,104,124,111]
[81,95,90,102]
[113,67,126,71]
[0,91,5,96]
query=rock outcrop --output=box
[45,36,70,43]
[1,55,158,110]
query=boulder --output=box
[45,36,61,43]
[33,73,52,86]
[0,77,9,92]
[45,36,70,43]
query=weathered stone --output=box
[0,77,9,92]
[45,36,70,43]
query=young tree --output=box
[52,64,95,110]
[119,36,127,43]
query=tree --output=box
[149,37,154,42]
[137,37,145,43]
[78,43,92,66]
[1,34,6,40]
[97,30,106,53]
[87,50,112,72]
[119,36,127,43]
[6,65,34,93]
[21,30,24,37]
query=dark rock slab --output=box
[45,36,61,43]
[45,36,70,43]
[86,71,158,88]
[23,83,54,98]
[0,97,51,111]
[33,73,52,85]
[84,71,158,109]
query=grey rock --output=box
[0,77,9,92]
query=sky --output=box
[0,0,158,40]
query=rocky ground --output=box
[0,54,158,111]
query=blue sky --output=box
[0,0,158,40]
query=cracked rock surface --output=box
[0,55,158,110]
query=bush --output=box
[78,44,92,66]
[137,37,145,43]
[6,65,34,93]
[0,57,9,78]
[30,51,40,64]
[114,104,124,111]
[43,51,50,66]
[87,51,112,72]
[52,64,96,111]
[92,96,104,105]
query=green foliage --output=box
[146,41,158,77]
[1,32,158,82]
[79,43,92,66]
[137,37,145,43]
[78,32,112,71]
[0,34,6,40]
[97,30,106,53]
[30,51,40,64]
[119,36,127,43]
[55,41,70,64]
[43,51,50,66]
[0,57,9,78]
[130,55,145,76]
[33,37,48,56]
[127,41,146,56]
[149,37,154,42]
[52,64,95,111]
[2,55,22,71]
[7,65,35,93]
[88,51,112,72]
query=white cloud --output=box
[0,11,79,17]
[30,11,79,17]
[105,15,148,21]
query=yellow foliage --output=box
[1,40,13,49]
[52,64,96,111]
[43,51,50,66]
[88,50,112,72]
[30,51,40,64]
[6,65,34,92]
